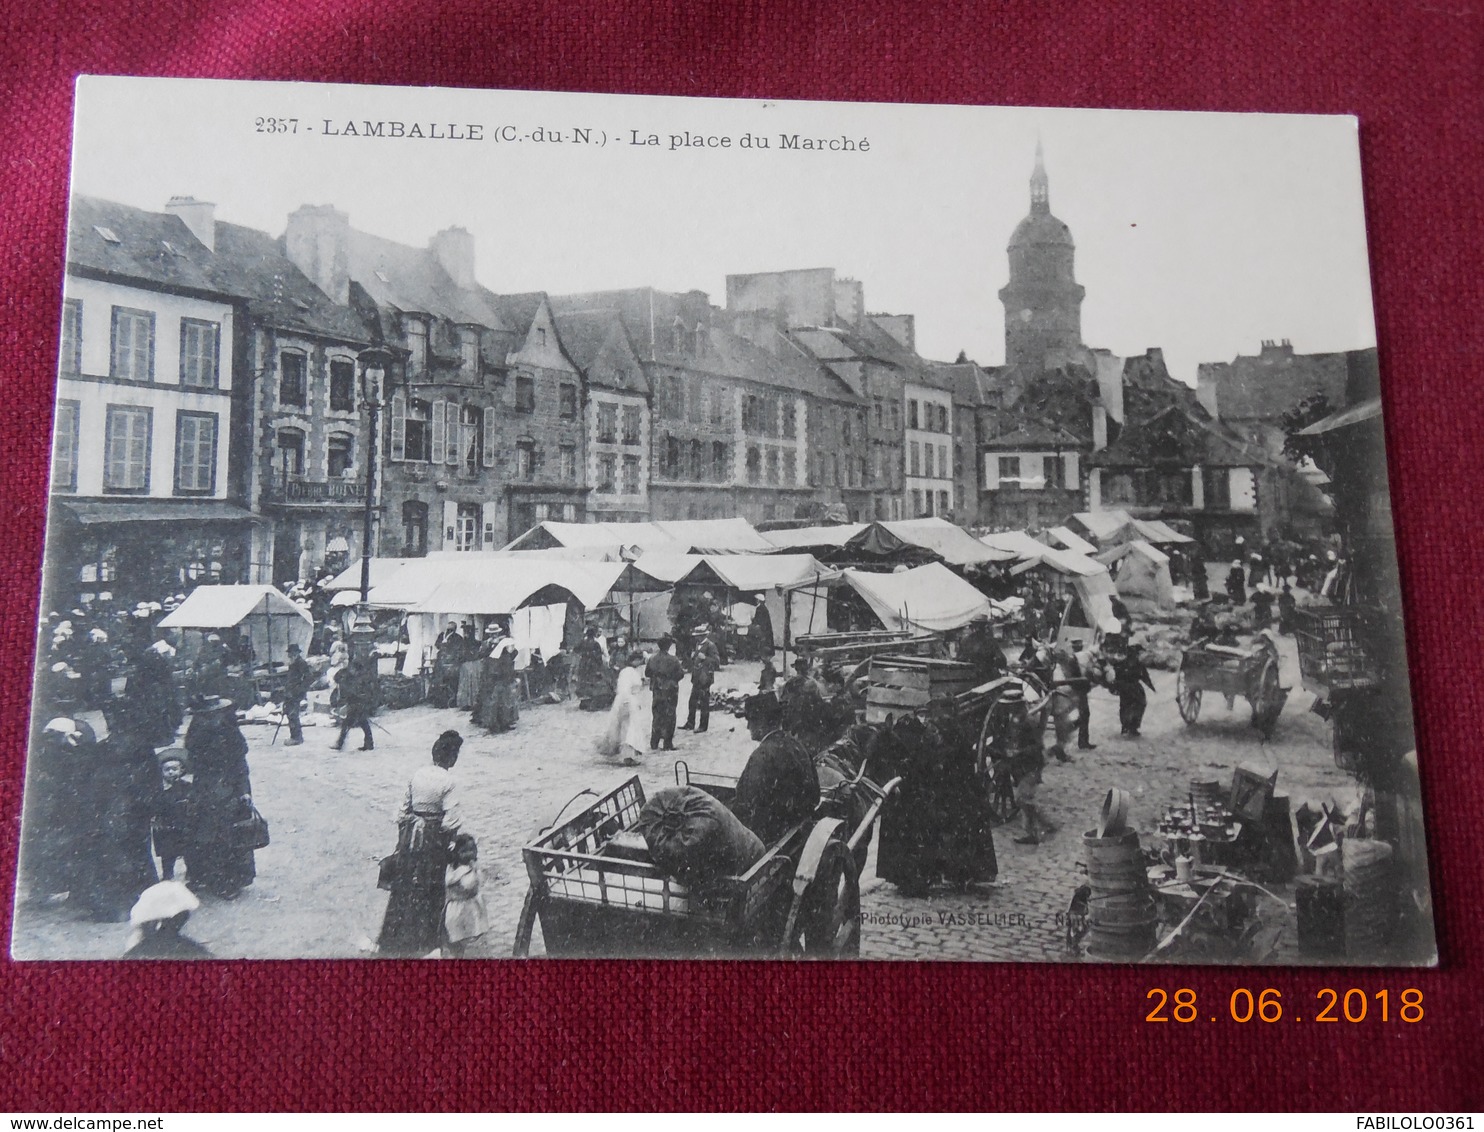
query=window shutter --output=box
[442,500,458,547]
[482,406,496,468]
[389,392,406,462]
[1064,452,1079,490]
[446,402,460,466]
[431,399,446,465]
[984,453,999,490]
[481,501,498,549]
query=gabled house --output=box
[552,307,651,523]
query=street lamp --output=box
[352,347,392,661]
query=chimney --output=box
[165,196,216,252]
[430,226,476,289]
[285,205,351,306]
[833,278,864,326]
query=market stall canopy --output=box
[1296,397,1383,435]
[1046,525,1098,555]
[850,518,1018,567]
[324,557,417,592]
[678,554,830,592]
[980,529,1054,561]
[1070,509,1193,547]
[501,517,769,554]
[760,523,868,551]
[842,562,996,633]
[1095,539,1175,608]
[405,560,631,615]
[157,584,313,663]
[1010,546,1108,578]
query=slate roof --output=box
[550,288,857,402]
[215,222,370,343]
[1087,404,1275,468]
[551,308,650,394]
[1197,348,1351,422]
[68,195,232,298]
[928,361,986,408]
[982,416,1086,450]
[68,196,372,344]
[346,228,506,329]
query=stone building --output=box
[551,288,834,525]
[551,307,651,524]
[1196,339,1355,455]
[489,293,589,538]
[978,415,1086,531]
[284,209,514,556]
[223,218,376,584]
[47,195,257,607]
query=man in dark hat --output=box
[1112,641,1156,737]
[681,628,721,733]
[645,635,685,751]
[331,655,378,751]
[280,642,313,747]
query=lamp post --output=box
[352,347,392,661]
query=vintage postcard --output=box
[13,76,1434,964]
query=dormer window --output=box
[536,327,547,347]
[94,226,120,244]
[672,317,686,354]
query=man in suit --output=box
[645,635,685,751]
[681,629,721,733]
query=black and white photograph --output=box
[12,75,1435,964]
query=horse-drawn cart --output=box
[512,764,899,959]
[1175,631,1286,739]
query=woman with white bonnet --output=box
[123,880,212,958]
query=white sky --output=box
[69,77,1378,383]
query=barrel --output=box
[1083,828,1156,960]
[1295,875,1345,958]
[1342,838,1397,960]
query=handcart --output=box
[512,762,900,959]
[1175,631,1285,739]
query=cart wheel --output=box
[512,885,538,958]
[783,835,861,958]
[1175,666,1201,724]
[1250,657,1284,740]
[1065,883,1091,952]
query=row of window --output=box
[996,455,1071,491]
[52,401,217,495]
[273,428,356,479]
[907,398,951,433]
[62,300,222,389]
[744,445,799,487]
[814,449,873,490]
[594,453,644,496]
[595,402,644,445]
[741,393,798,440]
[910,488,954,518]
[278,351,357,413]
[909,439,954,480]
[654,374,731,427]
[658,435,731,483]
[1101,467,1237,509]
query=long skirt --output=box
[476,681,519,732]
[378,817,449,957]
[455,661,482,710]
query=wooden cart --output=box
[512,765,899,959]
[1175,632,1285,739]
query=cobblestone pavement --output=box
[12,637,1359,964]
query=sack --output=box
[230,802,270,851]
[377,851,403,891]
[636,787,764,888]
[733,732,820,846]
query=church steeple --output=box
[1030,136,1049,214]
[998,141,1085,370]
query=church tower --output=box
[998,141,1085,369]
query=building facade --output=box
[284,209,516,556]
[553,308,651,524]
[47,196,256,607]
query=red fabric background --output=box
[1,0,1481,1111]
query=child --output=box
[442,833,488,958]
[152,748,194,881]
